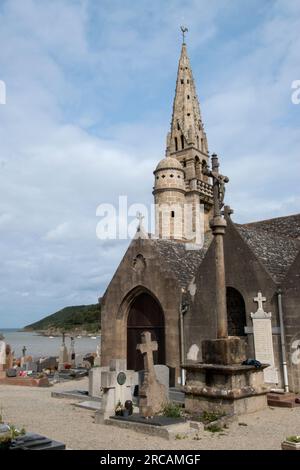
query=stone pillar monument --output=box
[183,154,268,416]
[58,333,69,371]
[0,333,6,377]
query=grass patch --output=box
[199,410,225,424]
[161,402,182,419]
[207,424,223,433]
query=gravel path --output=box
[1,378,300,450]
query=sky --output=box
[0,0,299,327]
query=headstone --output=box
[95,359,135,424]
[39,356,58,371]
[69,337,76,367]
[251,292,279,384]
[5,344,14,369]
[89,366,108,398]
[0,335,6,372]
[154,365,169,398]
[137,331,168,417]
[24,361,38,373]
[94,342,101,367]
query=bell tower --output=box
[153,28,213,238]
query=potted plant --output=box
[281,435,300,450]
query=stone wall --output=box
[101,237,182,384]
[185,217,284,388]
[282,252,300,392]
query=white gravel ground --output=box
[1,378,300,450]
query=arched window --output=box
[180,134,184,150]
[195,156,201,179]
[175,137,178,151]
[226,287,247,336]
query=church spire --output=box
[166,30,208,157]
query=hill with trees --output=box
[24,303,101,334]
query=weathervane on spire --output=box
[180,26,188,44]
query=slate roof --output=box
[236,213,300,283]
[152,234,213,288]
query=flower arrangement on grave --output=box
[286,435,300,443]
[115,401,123,416]
[281,435,300,450]
[0,417,26,450]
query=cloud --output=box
[0,0,299,326]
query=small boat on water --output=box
[91,336,97,340]
[77,335,82,339]
[49,336,54,339]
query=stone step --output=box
[267,392,300,408]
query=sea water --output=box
[0,329,100,358]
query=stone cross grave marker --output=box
[251,291,279,384]
[96,359,135,423]
[137,331,167,417]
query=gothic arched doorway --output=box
[127,292,165,371]
[226,287,247,336]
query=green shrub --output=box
[207,424,223,433]
[161,402,182,418]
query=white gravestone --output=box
[89,366,108,398]
[251,292,279,384]
[58,334,69,371]
[0,339,6,371]
[94,343,101,367]
[95,359,135,424]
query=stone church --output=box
[100,39,300,392]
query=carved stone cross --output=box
[136,331,167,417]
[136,211,144,231]
[204,153,229,217]
[137,331,157,376]
[251,291,271,320]
[254,292,266,312]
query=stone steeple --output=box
[153,32,214,239]
[166,41,208,157]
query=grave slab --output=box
[105,415,202,440]
[74,400,102,411]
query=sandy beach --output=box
[0,378,300,450]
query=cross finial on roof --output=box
[180,25,188,44]
[223,205,234,219]
[136,211,144,231]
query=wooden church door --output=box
[127,293,165,371]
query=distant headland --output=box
[23,303,101,336]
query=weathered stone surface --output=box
[95,359,135,424]
[137,332,167,417]
[99,35,300,396]
[183,362,268,416]
[202,337,246,365]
